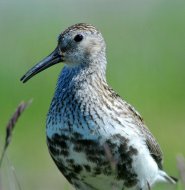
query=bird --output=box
[20,23,177,190]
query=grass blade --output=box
[0,100,32,167]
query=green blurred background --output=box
[0,0,185,189]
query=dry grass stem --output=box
[0,100,32,167]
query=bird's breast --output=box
[45,94,147,189]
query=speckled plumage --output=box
[21,23,177,190]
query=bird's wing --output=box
[105,88,163,169]
[140,124,163,169]
[124,101,163,169]
[105,86,163,169]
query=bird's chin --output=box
[64,60,81,68]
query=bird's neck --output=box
[55,56,107,98]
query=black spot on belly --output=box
[66,160,83,174]
[72,137,105,164]
[83,164,91,172]
[112,134,138,187]
[95,134,139,188]
[47,134,69,157]
[73,164,83,173]
[66,159,74,164]
[47,132,139,189]
[65,172,79,184]
[93,166,101,175]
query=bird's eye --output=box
[74,34,83,42]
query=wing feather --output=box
[105,86,163,169]
[125,101,163,169]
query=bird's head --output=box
[21,23,106,83]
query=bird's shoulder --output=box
[104,85,163,169]
[103,85,143,122]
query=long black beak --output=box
[20,47,63,83]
